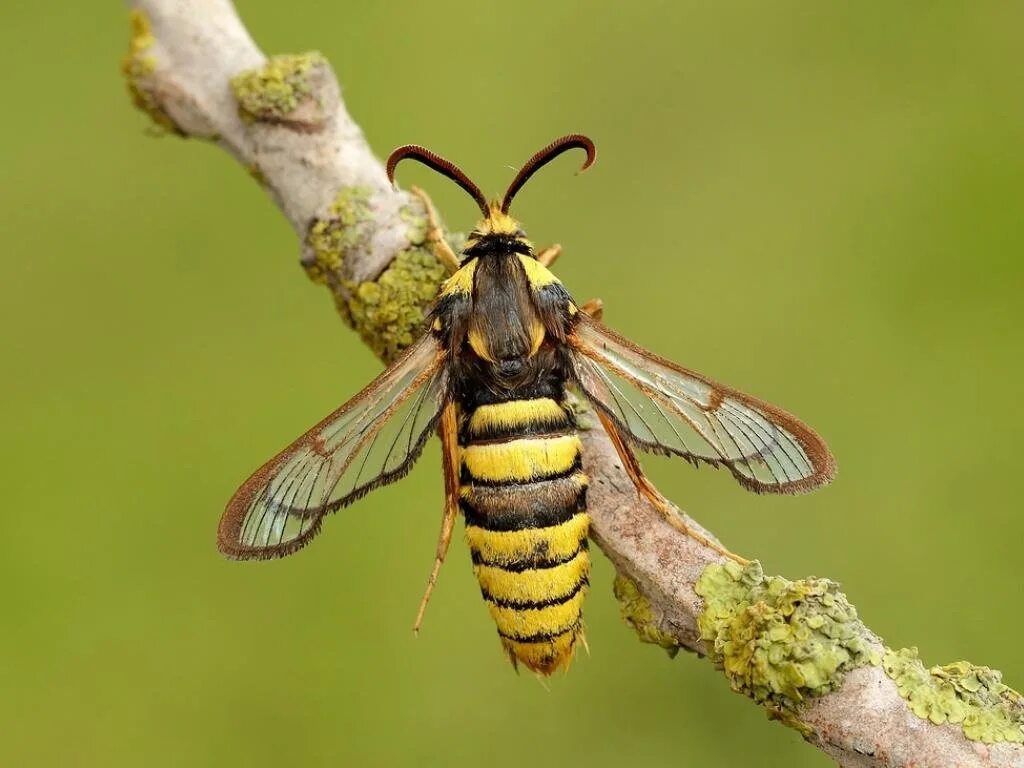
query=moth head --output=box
[476,203,524,237]
[386,135,596,255]
[460,204,531,257]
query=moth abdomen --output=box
[459,396,591,674]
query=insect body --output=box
[445,226,591,673]
[218,135,836,675]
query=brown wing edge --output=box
[217,339,448,561]
[567,314,837,495]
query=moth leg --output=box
[578,628,591,656]
[413,401,460,633]
[410,185,461,274]
[535,244,562,268]
[580,298,604,321]
[595,410,751,566]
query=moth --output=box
[218,135,836,675]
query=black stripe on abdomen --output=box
[459,473,587,530]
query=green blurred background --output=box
[3,2,1022,765]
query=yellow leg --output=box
[535,244,562,268]
[413,402,461,633]
[580,298,604,321]
[411,186,461,274]
[595,410,750,565]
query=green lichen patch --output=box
[564,391,597,430]
[231,52,327,127]
[399,199,429,246]
[303,187,447,363]
[121,9,183,135]
[345,246,447,363]
[883,647,1024,743]
[613,575,680,657]
[696,561,880,722]
[305,186,375,283]
[398,196,466,261]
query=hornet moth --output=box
[218,135,836,675]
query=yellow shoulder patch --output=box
[439,258,477,298]
[518,255,561,289]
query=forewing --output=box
[569,315,835,493]
[218,334,448,559]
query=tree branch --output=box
[122,2,1024,765]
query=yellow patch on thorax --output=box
[462,435,581,482]
[439,257,477,298]
[467,398,568,436]
[465,513,589,566]
[466,325,495,362]
[527,316,546,356]
[518,254,560,288]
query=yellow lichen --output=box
[696,561,880,724]
[883,647,1024,743]
[230,52,327,126]
[346,248,446,362]
[121,9,183,135]
[612,574,680,656]
[305,186,375,282]
[303,188,448,363]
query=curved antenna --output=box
[501,134,596,213]
[386,145,488,217]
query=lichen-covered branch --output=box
[122,2,1024,766]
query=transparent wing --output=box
[218,334,448,559]
[569,314,835,493]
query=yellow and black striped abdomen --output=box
[460,397,590,675]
